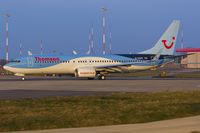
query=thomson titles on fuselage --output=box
[34,57,60,62]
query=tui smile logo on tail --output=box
[162,37,175,49]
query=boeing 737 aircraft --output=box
[3,20,180,80]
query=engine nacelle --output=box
[75,67,96,78]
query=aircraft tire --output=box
[98,75,105,80]
[21,77,25,81]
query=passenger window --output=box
[10,60,21,63]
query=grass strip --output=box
[173,72,200,78]
[110,70,161,77]
[0,91,200,132]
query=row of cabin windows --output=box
[35,60,144,64]
[77,60,137,63]
[10,60,21,63]
[79,60,145,63]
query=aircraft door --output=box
[27,57,34,67]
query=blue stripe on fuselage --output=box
[5,55,172,69]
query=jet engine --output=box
[75,67,96,78]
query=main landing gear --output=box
[98,75,105,80]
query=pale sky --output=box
[0,0,200,59]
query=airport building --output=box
[176,48,200,68]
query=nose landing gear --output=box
[21,77,25,81]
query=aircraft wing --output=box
[94,62,144,73]
[95,62,135,68]
[94,50,161,73]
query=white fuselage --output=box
[4,56,156,75]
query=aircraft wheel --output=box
[21,77,25,81]
[101,75,105,80]
[98,75,105,80]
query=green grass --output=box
[108,68,183,77]
[109,70,161,77]
[173,72,200,78]
[0,91,200,132]
[109,69,200,78]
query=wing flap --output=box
[95,63,135,73]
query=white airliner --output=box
[3,20,180,80]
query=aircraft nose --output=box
[3,65,7,70]
[3,65,10,71]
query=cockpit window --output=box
[10,60,21,63]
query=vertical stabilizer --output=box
[139,20,180,55]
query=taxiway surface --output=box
[0,76,200,99]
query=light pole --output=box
[5,14,10,64]
[91,22,94,55]
[109,25,111,55]
[20,40,22,56]
[40,40,43,55]
[101,8,107,55]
